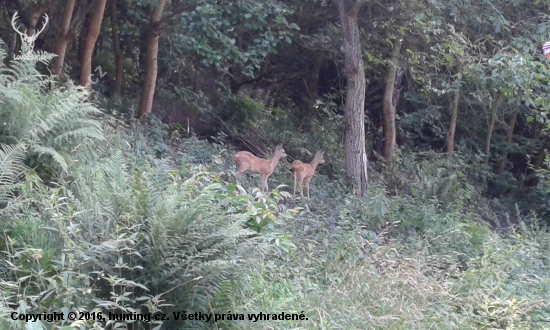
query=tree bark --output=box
[79,0,108,88]
[484,94,505,165]
[78,12,91,64]
[111,0,124,95]
[52,0,76,76]
[138,0,167,118]
[332,0,369,196]
[445,63,463,154]
[496,111,517,174]
[382,37,403,168]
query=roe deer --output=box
[290,151,325,198]
[234,144,287,192]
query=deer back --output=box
[290,160,304,173]
[235,151,268,173]
[235,145,287,175]
[293,151,325,178]
[291,160,313,180]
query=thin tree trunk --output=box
[382,37,403,168]
[229,65,241,94]
[75,30,81,60]
[307,53,322,97]
[332,0,369,196]
[446,63,463,154]
[7,32,17,60]
[533,138,550,170]
[138,0,167,118]
[79,0,108,88]
[53,0,76,76]
[111,0,124,95]
[484,94,505,165]
[496,111,517,174]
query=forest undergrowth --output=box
[1,49,550,330]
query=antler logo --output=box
[11,11,51,61]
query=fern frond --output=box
[0,144,27,182]
[31,146,68,172]
[0,143,27,203]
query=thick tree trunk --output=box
[382,38,403,168]
[138,0,167,118]
[484,94,505,165]
[445,63,463,154]
[111,0,124,95]
[79,0,108,88]
[332,0,369,196]
[52,0,76,76]
[78,12,91,64]
[496,111,517,174]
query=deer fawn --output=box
[234,144,288,192]
[290,151,325,198]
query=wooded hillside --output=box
[1,0,550,329]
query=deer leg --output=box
[298,176,305,197]
[260,174,268,192]
[264,174,272,192]
[235,169,245,186]
[293,172,297,196]
[305,177,312,198]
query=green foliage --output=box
[5,1,550,329]
[0,143,28,205]
[175,0,297,77]
[220,96,265,128]
[0,121,299,329]
[0,47,103,177]
[215,150,550,330]
[0,47,297,330]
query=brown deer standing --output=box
[234,144,288,192]
[290,151,325,198]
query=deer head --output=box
[11,11,49,56]
[315,151,325,165]
[274,144,288,158]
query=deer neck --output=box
[270,154,283,170]
[310,158,321,171]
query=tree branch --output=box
[348,0,369,16]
